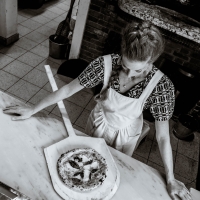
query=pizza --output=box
[57,148,108,192]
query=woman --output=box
[3,21,192,200]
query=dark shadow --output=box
[18,0,45,9]
[197,144,200,190]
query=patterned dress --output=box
[78,54,175,121]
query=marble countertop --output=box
[118,0,200,44]
[0,91,172,200]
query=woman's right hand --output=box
[3,104,34,121]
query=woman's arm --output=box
[155,120,174,183]
[155,120,192,200]
[32,77,84,114]
[3,77,84,120]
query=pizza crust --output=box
[57,148,108,192]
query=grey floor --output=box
[0,0,198,190]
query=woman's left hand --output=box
[167,179,192,200]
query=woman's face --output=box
[120,55,151,78]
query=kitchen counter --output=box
[118,0,200,44]
[0,91,172,200]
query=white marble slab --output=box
[0,91,171,200]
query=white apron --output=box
[85,55,164,156]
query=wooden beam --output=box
[69,0,91,59]
[0,0,19,45]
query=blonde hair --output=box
[95,21,165,101]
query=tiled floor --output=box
[0,0,199,190]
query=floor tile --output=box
[28,89,56,112]
[29,7,46,15]
[147,161,165,174]
[48,56,65,64]
[146,121,155,141]
[178,134,199,161]
[44,104,58,112]
[24,31,48,43]
[56,2,70,11]
[41,10,61,20]
[67,90,93,108]
[48,113,63,122]
[7,79,40,101]
[186,181,196,190]
[44,0,64,8]
[45,20,59,30]
[30,44,49,58]
[23,68,49,87]
[40,39,50,48]
[18,15,28,24]
[51,100,83,123]
[28,89,50,105]
[169,118,177,132]
[62,0,71,6]
[174,173,192,188]
[132,153,147,164]
[14,37,38,50]
[169,131,179,152]
[34,110,50,118]
[20,19,43,30]
[48,6,66,15]
[82,88,94,95]
[0,53,14,69]
[43,77,67,92]
[175,153,198,181]
[53,15,66,23]
[0,45,26,59]
[148,142,176,167]
[36,25,56,37]
[31,15,52,24]
[73,124,85,133]
[4,90,25,102]
[169,119,179,151]
[17,24,33,36]
[17,52,45,67]
[36,58,60,75]
[74,109,90,129]
[85,97,96,111]
[134,139,153,159]
[27,101,50,116]
[18,9,37,18]
[0,70,19,91]
[3,60,33,78]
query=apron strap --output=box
[100,55,113,93]
[139,69,164,104]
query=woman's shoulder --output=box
[89,54,120,71]
[151,66,175,91]
[89,54,120,67]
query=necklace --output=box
[123,84,127,88]
[122,76,135,88]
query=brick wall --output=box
[161,39,200,74]
[79,0,200,75]
[79,0,126,62]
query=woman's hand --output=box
[3,104,34,120]
[167,179,192,200]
